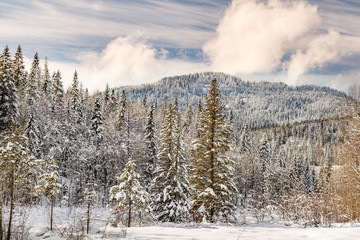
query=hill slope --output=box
[118,72,347,128]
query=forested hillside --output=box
[1,46,360,239]
[119,72,348,128]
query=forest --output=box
[1,45,360,239]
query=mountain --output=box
[118,72,348,128]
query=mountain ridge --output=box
[117,72,348,128]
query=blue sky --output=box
[0,0,359,92]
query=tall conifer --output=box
[190,78,237,222]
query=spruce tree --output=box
[52,70,64,106]
[109,158,152,227]
[42,58,51,95]
[26,52,41,107]
[151,102,190,222]
[70,70,80,112]
[258,133,272,173]
[240,124,254,155]
[0,46,18,132]
[190,78,237,222]
[91,97,103,141]
[143,104,157,191]
[116,90,126,131]
[12,45,26,93]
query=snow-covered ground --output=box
[10,206,360,240]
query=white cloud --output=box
[286,30,342,85]
[203,0,349,86]
[204,0,320,74]
[31,34,208,92]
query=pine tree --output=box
[91,97,103,142]
[0,46,18,132]
[143,104,157,191]
[116,90,126,131]
[103,83,111,118]
[190,78,237,222]
[26,52,41,107]
[70,70,80,114]
[12,45,26,93]
[52,70,64,106]
[151,102,190,222]
[109,158,152,227]
[240,124,254,155]
[258,133,272,173]
[42,58,51,95]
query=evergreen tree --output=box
[151,102,190,222]
[24,111,41,157]
[109,158,152,227]
[0,46,18,132]
[42,58,51,95]
[143,104,157,191]
[190,78,237,222]
[52,70,64,106]
[91,97,104,141]
[26,52,41,107]
[116,90,126,131]
[240,124,254,155]
[258,133,272,173]
[70,70,80,115]
[12,45,26,92]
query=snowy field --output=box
[15,206,359,240]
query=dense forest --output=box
[1,45,360,239]
[120,72,349,128]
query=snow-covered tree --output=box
[26,52,41,107]
[143,104,157,191]
[190,78,237,222]
[52,70,64,108]
[0,46,18,132]
[91,97,104,143]
[0,126,39,240]
[42,58,51,95]
[12,45,26,93]
[151,101,190,222]
[109,158,152,227]
[36,157,61,231]
[70,70,80,111]
[116,90,126,131]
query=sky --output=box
[0,0,359,93]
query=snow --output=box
[123,224,360,240]
[23,206,360,240]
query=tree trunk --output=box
[6,172,15,240]
[0,182,3,240]
[127,200,132,228]
[86,201,90,234]
[50,196,54,231]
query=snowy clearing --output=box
[24,207,360,240]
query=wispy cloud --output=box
[0,0,225,50]
[2,0,360,92]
